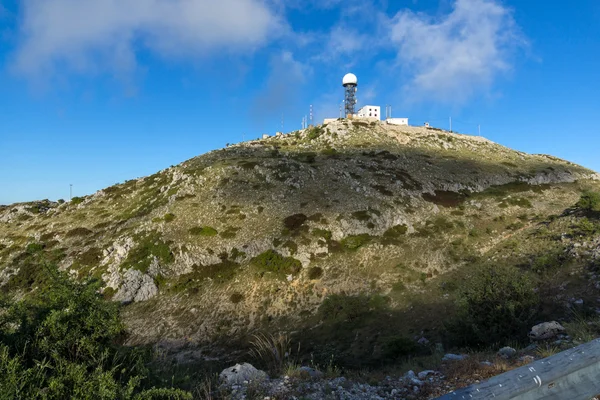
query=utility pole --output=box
[449,117,452,132]
[281,113,284,132]
[478,124,481,136]
[69,184,73,201]
[309,105,313,126]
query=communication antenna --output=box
[342,73,358,117]
[310,105,313,126]
[70,184,73,201]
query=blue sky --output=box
[0,0,599,204]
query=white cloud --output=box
[12,0,284,80]
[389,0,524,103]
[251,51,311,125]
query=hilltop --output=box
[2,120,600,381]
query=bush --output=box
[307,267,323,280]
[163,213,176,222]
[70,197,84,205]
[251,250,302,276]
[340,234,373,250]
[188,226,218,236]
[576,191,600,212]
[447,264,540,347]
[0,265,191,399]
[283,214,307,231]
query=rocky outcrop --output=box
[112,269,158,303]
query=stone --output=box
[112,269,158,303]
[220,363,268,386]
[497,346,517,359]
[417,337,430,346]
[297,366,323,379]
[418,370,435,380]
[529,321,566,340]
[442,353,467,361]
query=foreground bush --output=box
[0,264,190,399]
[446,264,540,347]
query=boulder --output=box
[219,363,268,385]
[497,346,517,359]
[529,321,566,341]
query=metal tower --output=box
[342,73,358,117]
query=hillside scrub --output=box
[0,265,190,399]
[576,191,600,212]
[446,264,540,348]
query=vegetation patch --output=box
[189,226,218,237]
[283,213,308,231]
[446,264,540,347]
[382,225,408,245]
[251,250,302,276]
[340,234,373,251]
[121,232,174,274]
[163,213,176,222]
[307,266,323,280]
[65,227,93,238]
[219,226,240,239]
[576,191,600,213]
[172,261,240,292]
[422,190,466,207]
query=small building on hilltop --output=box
[386,118,409,126]
[357,105,381,120]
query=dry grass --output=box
[248,332,293,375]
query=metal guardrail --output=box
[435,338,600,400]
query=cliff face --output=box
[1,120,599,365]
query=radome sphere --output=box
[343,73,358,86]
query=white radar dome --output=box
[342,73,358,86]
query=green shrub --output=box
[0,265,191,399]
[312,229,332,241]
[447,264,540,347]
[188,226,218,236]
[121,232,174,274]
[230,292,244,304]
[574,217,600,236]
[163,213,176,222]
[576,191,600,212]
[251,250,302,276]
[307,267,323,280]
[70,197,84,205]
[382,336,417,360]
[341,234,373,250]
[283,214,307,231]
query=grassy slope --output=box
[1,120,600,369]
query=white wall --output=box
[357,105,381,120]
[386,118,409,126]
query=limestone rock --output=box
[219,363,268,385]
[113,269,158,303]
[529,321,566,340]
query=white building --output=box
[386,118,409,126]
[357,105,381,120]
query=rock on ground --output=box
[220,363,268,385]
[529,321,566,340]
